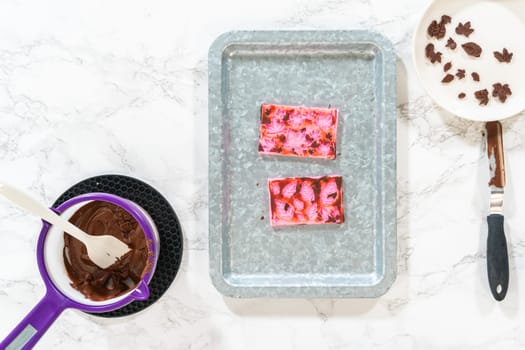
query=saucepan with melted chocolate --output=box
[413,0,525,301]
[1,193,159,350]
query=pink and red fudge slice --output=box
[258,104,338,160]
[268,176,344,226]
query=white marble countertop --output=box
[1,0,525,349]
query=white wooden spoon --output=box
[0,182,130,269]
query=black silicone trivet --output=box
[53,175,183,318]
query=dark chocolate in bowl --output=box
[64,201,153,302]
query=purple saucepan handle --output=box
[0,281,150,350]
[0,288,71,350]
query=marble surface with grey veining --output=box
[1,0,525,349]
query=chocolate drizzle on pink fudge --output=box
[258,104,338,159]
[268,176,344,226]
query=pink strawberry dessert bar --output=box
[258,104,338,160]
[268,176,344,226]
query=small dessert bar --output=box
[258,104,338,159]
[268,175,344,226]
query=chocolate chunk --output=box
[427,15,452,39]
[428,20,446,39]
[492,83,512,103]
[444,62,452,72]
[456,21,474,37]
[442,74,455,83]
[494,48,513,63]
[425,43,442,63]
[441,15,452,24]
[425,43,434,56]
[474,89,489,106]
[432,51,443,63]
[458,92,466,99]
[446,37,457,50]
[260,216,264,220]
[471,72,480,82]
[462,42,482,57]
[284,203,290,211]
[456,69,466,79]
[427,20,439,37]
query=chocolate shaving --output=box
[326,216,337,223]
[261,115,272,124]
[474,89,489,106]
[456,69,466,79]
[425,43,442,63]
[455,21,474,37]
[284,203,290,211]
[445,37,457,50]
[494,48,513,63]
[462,42,482,57]
[327,193,337,199]
[458,92,466,99]
[444,62,452,72]
[260,216,264,220]
[492,83,512,103]
[471,72,480,82]
[312,181,321,194]
[442,74,454,83]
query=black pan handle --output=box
[487,213,509,301]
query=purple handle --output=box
[0,291,69,350]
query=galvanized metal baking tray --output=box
[208,31,397,298]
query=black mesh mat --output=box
[53,175,183,317]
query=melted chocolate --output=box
[63,201,151,301]
[486,121,505,188]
